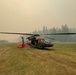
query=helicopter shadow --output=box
[30,46,55,51]
[36,47,55,51]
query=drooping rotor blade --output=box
[0,32,33,35]
[41,33,76,35]
[45,37,55,40]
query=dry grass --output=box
[0,43,76,75]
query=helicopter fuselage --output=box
[27,35,54,48]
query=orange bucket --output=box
[17,43,23,48]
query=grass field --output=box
[0,43,76,75]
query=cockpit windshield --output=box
[40,39,50,44]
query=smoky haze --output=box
[0,0,76,41]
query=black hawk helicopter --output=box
[0,32,76,48]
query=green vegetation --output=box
[0,43,76,75]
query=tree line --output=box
[33,24,76,42]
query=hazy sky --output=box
[0,0,76,41]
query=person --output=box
[21,36,25,47]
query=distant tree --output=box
[33,30,38,33]
[51,27,57,33]
[61,24,69,32]
[58,24,70,42]
[43,26,46,34]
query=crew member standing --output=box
[21,36,25,47]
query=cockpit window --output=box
[39,39,50,44]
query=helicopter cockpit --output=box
[39,39,50,44]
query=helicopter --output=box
[0,32,76,49]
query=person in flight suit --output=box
[21,36,25,47]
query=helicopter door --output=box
[31,40,35,45]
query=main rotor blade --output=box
[45,37,55,40]
[0,32,76,35]
[0,32,33,35]
[42,33,76,35]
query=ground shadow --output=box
[36,47,55,51]
[29,46,55,51]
